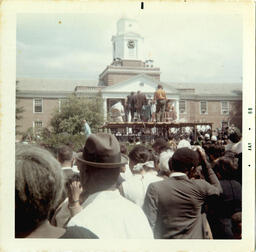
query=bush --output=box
[21,94,104,154]
[50,94,104,135]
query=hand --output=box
[195,146,207,164]
[68,181,83,202]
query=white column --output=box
[103,98,107,122]
[176,99,179,121]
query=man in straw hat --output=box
[67,133,153,239]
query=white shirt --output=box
[62,166,73,171]
[232,140,242,154]
[170,172,187,177]
[119,164,133,181]
[62,166,79,174]
[159,149,174,172]
[67,190,153,239]
[151,103,156,113]
[122,172,163,208]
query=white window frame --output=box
[200,101,208,115]
[221,101,229,115]
[179,100,186,114]
[33,120,43,128]
[33,98,43,113]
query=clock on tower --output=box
[111,18,143,60]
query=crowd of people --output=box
[110,85,177,123]
[15,125,242,239]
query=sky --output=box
[16,12,243,84]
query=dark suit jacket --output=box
[135,93,147,111]
[207,179,241,239]
[143,169,222,239]
[127,94,136,111]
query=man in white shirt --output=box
[121,160,162,207]
[57,145,78,181]
[110,101,125,122]
[67,133,153,239]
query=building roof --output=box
[17,77,98,92]
[166,82,242,96]
[16,77,242,100]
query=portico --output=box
[100,74,180,121]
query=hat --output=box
[177,139,191,149]
[205,133,210,139]
[211,135,217,142]
[76,133,128,168]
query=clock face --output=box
[127,40,135,49]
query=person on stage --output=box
[135,91,147,121]
[110,101,125,122]
[127,92,136,122]
[154,84,167,122]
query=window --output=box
[33,98,43,113]
[33,120,43,128]
[179,100,186,114]
[200,101,208,114]
[221,101,229,115]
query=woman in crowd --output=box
[15,144,98,238]
[152,138,173,177]
[120,145,162,207]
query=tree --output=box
[50,94,104,135]
[34,94,104,153]
[16,80,24,135]
[229,98,242,131]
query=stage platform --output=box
[99,122,213,142]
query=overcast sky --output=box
[16,12,243,84]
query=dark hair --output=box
[79,164,120,192]
[57,145,73,163]
[229,132,241,143]
[152,138,169,153]
[169,148,199,173]
[15,144,63,238]
[135,137,140,143]
[128,145,151,165]
[120,143,127,155]
[157,84,163,89]
[205,144,224,161]
[212,156,236,180]
[231,212,242,238]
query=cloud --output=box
[16,12,242,83]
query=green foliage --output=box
[229,101,242,131]
[22,94,104,154]
[38,132,86,154]
[50,94,104,135]
[16,80,24,135]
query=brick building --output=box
[16,17,242,136]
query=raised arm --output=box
[197,148,222,195]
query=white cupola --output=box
[111,18,144,60]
